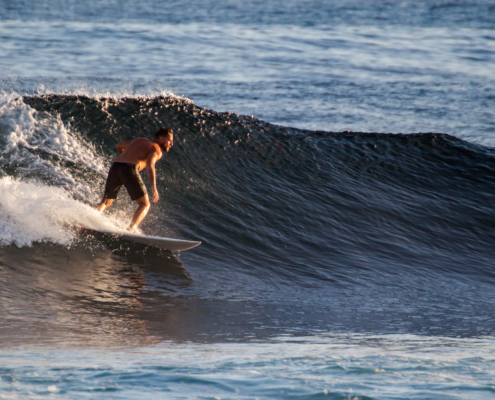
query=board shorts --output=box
[103,162,147,201]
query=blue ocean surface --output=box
[1,0,495,399]
[2,336,495,399]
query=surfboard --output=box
[79,227,201,251]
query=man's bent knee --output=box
[135,195,150,209]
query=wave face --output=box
[1,94,495,343]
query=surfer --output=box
[96,128,174,232]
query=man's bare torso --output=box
[115,138,162,171]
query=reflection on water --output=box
[0,238,193,348]
[3,234,495,349]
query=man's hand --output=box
[152,188,159,203]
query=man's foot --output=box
[128,225,143,235]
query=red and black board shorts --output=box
[103,162,147,201]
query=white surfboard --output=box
[79,227,201,251]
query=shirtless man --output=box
[96,128,174,232]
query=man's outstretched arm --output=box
[146,147,162,202]
[116,140,132,153]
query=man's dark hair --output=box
[155,128,173,138]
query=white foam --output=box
[0,94,106,200]
[0,177,127,247]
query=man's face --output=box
[160,134,173,152]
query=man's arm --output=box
[146,146,162,203]
[116,140,132,153]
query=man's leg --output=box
[128,195,150,232]
[96,198,114,212]
[97,163,121,212]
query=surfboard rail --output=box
[78,227,201,251]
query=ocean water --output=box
[1,0,495,399]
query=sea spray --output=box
[0,95,106,201]
[0,177,128,247]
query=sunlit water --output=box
[2,336,495,400]
[1,1,495,399]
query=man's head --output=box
[154,128,174,152]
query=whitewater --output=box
[1,1,495,399]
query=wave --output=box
[2,93,495,341]
[1,94,495,282]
